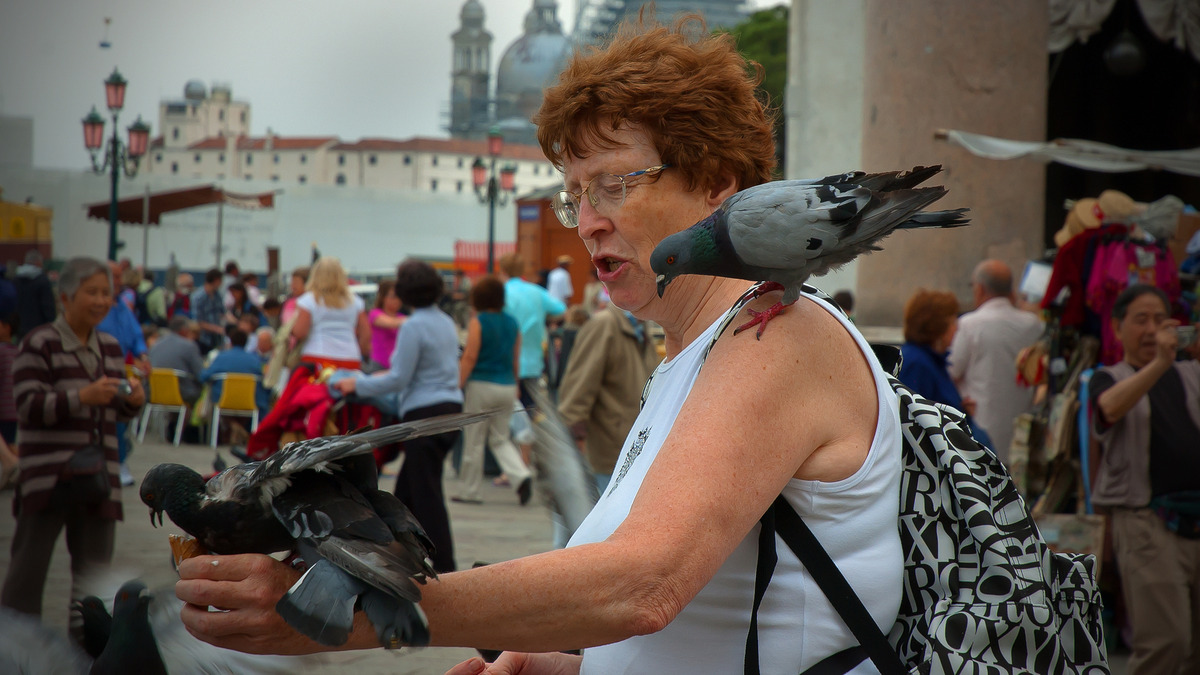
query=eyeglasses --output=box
[550,164,670,228]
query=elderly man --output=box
[1090,284,1200,675]
[148,316,205,404]
[948,260,1043,463]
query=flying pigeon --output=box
[140,409,500,648]
[651,165,969,337]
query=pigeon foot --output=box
[734,301,790,340]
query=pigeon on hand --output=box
[139,409,501,648]
[650,165,969,338]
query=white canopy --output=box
[1050,0,1200,63]
[937,129,1200,178]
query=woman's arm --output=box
[178,295,877,654]
[459,317,481,389]
[356,311,371,358]
[372,312,407,330]
[512,333,521,389]
[291,308,312,341]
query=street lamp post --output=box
[472,127,517,273]
[83,68,150,261]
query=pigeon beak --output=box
[656,274,668,298]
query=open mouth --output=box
[149,509,164,527]
[597,257,624,273]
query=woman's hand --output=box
[176,554,327,655]
[126,376,146,408]
[445,652,583,675]
[334,378,357,395]
[79,377,120,406]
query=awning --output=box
[84,185,275,225]
[936,129,1200,177]
[453,240,517,275]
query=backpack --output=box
[706,286,1108,675]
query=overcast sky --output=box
[1,0,778,171]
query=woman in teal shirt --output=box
[455,275,533,505]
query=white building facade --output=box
[143,81,561,197]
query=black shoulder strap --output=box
[768,496,907,675]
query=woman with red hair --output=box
[176,16,905,674]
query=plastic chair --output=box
[138,368,190,446]
[210,373,261,448]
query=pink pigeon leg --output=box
[733,300,795,340]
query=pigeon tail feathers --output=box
[360,590,431,649]
[276,559,364,647]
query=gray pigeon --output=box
[140,408,501,647]
[650,165,969,337]
[89,580,167,675]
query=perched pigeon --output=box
[140,409,500,647]
[651,165,969,337]
[89,581,167,675]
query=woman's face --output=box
[62,272,113,329]
[384,288,401,313]
[563,125,726,318]
[291,275,306,296]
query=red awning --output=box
[453,240,516,276]
[84,185,275,225]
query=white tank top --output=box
[569,291,903,675]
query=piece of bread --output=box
[168,533,204,568]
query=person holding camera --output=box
[0,257,144,626]
[1090,283,1200,675]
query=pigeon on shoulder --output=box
[650,165,969,337]
[140,409,500,648]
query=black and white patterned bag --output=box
[880,378,1107,673]
[748,376,1108,675]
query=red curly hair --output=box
[902,289,960,346]
[534,11,776,193]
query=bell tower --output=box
[450,0,493,140]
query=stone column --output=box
[786,0,866,297]
[856,0,1047,326]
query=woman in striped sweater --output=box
[0,257,144,621]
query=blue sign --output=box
[518,204,541,221]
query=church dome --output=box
[495,1,570,124]
[184,79,207,101]
[461,0,484,23]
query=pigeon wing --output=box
[248,408,500,485]
[270,473,430,601]
[723,182,869,271]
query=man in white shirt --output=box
[948,260,1044,464]
[547,254,574,305]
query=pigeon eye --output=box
[666,255,676,265]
